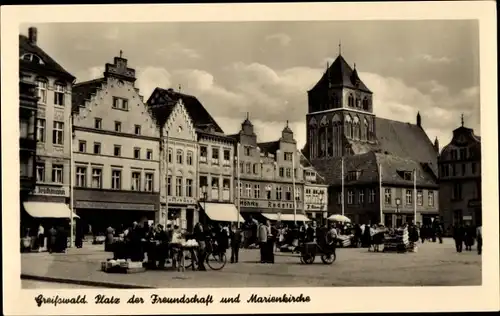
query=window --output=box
[223,179,231,190]
[253,163,259,174]
[254,185,260,199]
[244,146,251,156]
[348,94,354,107]
[22,53,44,64]
[223,149,231,165]
[211,177,219,189]
[461,163,466,176]
[384,188,392,204]
[187,151,193,165]
[52,121,64,145]
[78,141,86,153]
[286,168,291,178]
[168,148,173,163]
[265,185,272,199]
[51,164,63,183]
[76,167,86,187]
[245,183,252,197]
[403,172,413,181]
[94,118,102,129]
[114,121,122,132]
[134,148,141,159]
[176,177,182,196]
[167,176,172,195]
[337,192,342,205]
[36,162,45,182]
[176,150,183,164]
[246,163,251,173]
[146,149,153,160]
[113,145,121,157]
[112,97,128,110]
[452,183,462,200]
[451,150,457,160]
[93,142,101,154]
[428,190,434,207]
[20,118,30,139]
[440,164,449,177]
[295,187,301,201]
[358,190,364,204]
[284,152,293,161]
[347,190,354,204]
[239,162,244,174]
[276,186,282,200]
[238,181,243,197]
[145,173,154,192]
[54,82,65,106]
[36,78,47,104]
[471,162,477,174]
[405,189,413,205]
[285,186,292,201]
[111,170,121,190]
[348,171,359,181]
[134,125,141,135]
[91,168,102,188]
[211,147,219,165]
[36,119,45,142]
[131,172,141,191]
[417,190,423,206]
[459,148,467,160]
[186,179,193,197]
[200,146,207,163]
[279,167,284,177]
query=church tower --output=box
[306,49,376,159]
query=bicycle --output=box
[185,238,227,271]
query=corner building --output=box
[438,121,481,233]
[19,27,77,229]
[304,53,439,226]
[71,54,160,233]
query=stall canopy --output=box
[262,213,310,222]
[23,202,80,219]
[200,203,244,223]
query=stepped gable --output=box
[147,88,224,133]
[71,78,106,113]
[310,55,371,93]
[19,34,75,81]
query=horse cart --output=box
[298,241,337,265]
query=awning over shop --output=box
[262,213,310,222]
[200,203,244,223]
[23,202,80,219]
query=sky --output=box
[23,20,480,149]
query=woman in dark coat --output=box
[464,225,475,251]
[362,224,372,248]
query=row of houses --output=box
[19,27,481,237]
[19,27,328,235]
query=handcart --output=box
[299,241,336,265]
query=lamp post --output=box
[395,197,401,228]
[201,185,208,225]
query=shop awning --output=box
[262,213,310,222]
[200,203,244,223]
[23,202,80,219]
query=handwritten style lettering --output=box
[127,295,145,304]
[219,294,241,303]
[150,294,214,306]
[34,294,88,307]
[94,294,120,304]
[247,294,311,303]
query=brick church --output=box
[303,52,440,227]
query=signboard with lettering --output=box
[33,185,68,197]
[239,199,303,210]
[75,201,155,211]
[305,204,325,211]
[167,196,196,205]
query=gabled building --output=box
[71,53,160,233]
[229,116,309,223]
[304,52,439,226]
[299,153,329,223]
[19,27,77,232]
[438,118,481,233]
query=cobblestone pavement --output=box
[21,238,481,288]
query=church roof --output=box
[310,55,371,93]
[19,35,75,81]
[146,88,224,133]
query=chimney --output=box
[28,27,38,45]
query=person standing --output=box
[452,223,465,253]
[229,223,242,263]
[476,225,482,255]
[105,225,114,252]
[267,221,276,264]
[47,226,57,254]
[194,222,207,271]
[257,221,269,263]
[464,224,474,251]
[37,224,45,252]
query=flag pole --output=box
[379,163,383,226]
[236,142,241,228]
[413,168,417,224]
[341,156,345,216]
[292,152,297,224]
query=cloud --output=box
[156,43,201,60]
[265,33,292,46]
[418,54,453,64]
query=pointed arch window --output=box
[364,118,369,140]
[348,94,354,107]
[362,97,369,110]
[353,116,360,139]
[345,115,352,138]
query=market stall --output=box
[383,227,410,253]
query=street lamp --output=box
[395,197,401,228]
[201,185,208,225]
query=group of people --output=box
[452,223,482,254]
[22,223,70,253]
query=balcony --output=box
[19,81,38,112]
[20,137,37,152]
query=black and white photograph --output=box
[2,2,498,315]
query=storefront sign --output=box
[167,196,196,205]
[305,203,325,211]
[239,199,302,210]
[33,185,67,196]
[462,215,473,221]
[75,201,155,211]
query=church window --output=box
[353,116,360,139]
[348,94,354,107]
[364,118,369,140]
[363,97,369,110]
[345,115,352,138]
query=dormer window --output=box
[20,53,44,65]
[348,170,361,181]
[401,171,413,181]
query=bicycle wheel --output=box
[206,252,226,270]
